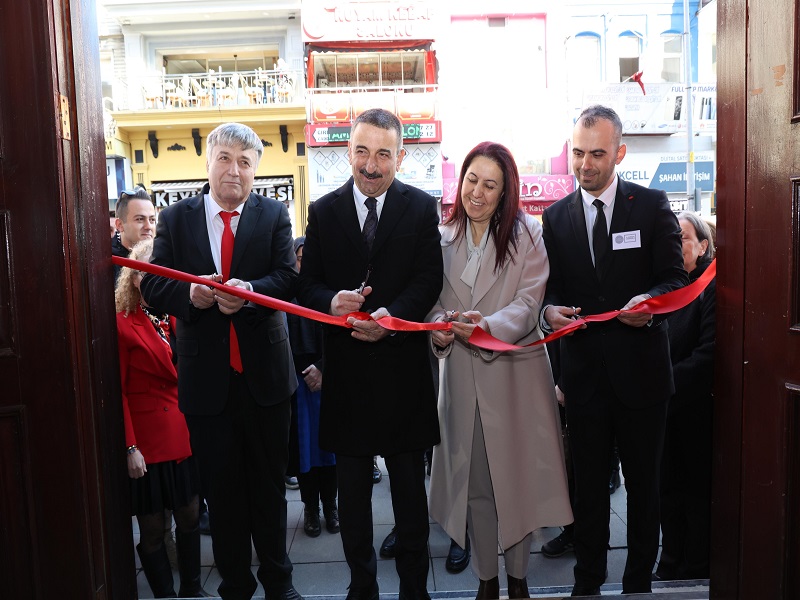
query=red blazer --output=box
[116,307,191,464]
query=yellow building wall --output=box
[112,120,310,236]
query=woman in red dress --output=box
[115,239,209,598]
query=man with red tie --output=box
[141,122,300,600]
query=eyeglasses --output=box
[119,189,142,199]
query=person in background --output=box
[110,214,118,238]
[428,141,572,600]
[289,236,340,538]
[654,212,716,581]
[297,108,442,600]
[541,105,688,596]
[140,122,301,600]
[115,240,209,598]
[112,187,156,282]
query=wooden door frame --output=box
[711,0,746,597]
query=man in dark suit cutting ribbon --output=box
[297,108,443,600]
[141,122,300,600]
[540,105,688,596]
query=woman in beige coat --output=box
[428,142,572,599]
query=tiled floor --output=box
[132,459,709,599]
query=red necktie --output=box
[219,211,243,372]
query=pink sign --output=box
[441,175,574,204]
[303,1,438,43]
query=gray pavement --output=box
[133,458,710,599]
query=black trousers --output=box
[566,370,667,594]
[336,451,429,595]
[186,372,293,600]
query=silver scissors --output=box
[356,266,372,295]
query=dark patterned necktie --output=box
[362,197,378,251]
[592,198,609,279]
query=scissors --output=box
[442,310,458,323]
[356,266,372,295]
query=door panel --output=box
[715,0,800,597]
[0,0,133,598]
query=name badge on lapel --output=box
[612,230,641,250]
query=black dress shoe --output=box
[445,537,470,573]
[475,576,499,600]
[265,586,304,600]
[323,502,340,534]
[570,584,601,597]
[379,526,397,558]
[304,507,321,537]
[541,528,574,558]
[609,468,621,494]
[346,581,379,600]
[372,457,382,484]
[506,574,529,599]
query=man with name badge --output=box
[540,105,688,596]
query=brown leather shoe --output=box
[507,574,530,599]
[475,576,499,600]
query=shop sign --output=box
[150,178,293,208]
[440,174,574,220]
[618,151,715,193]
[306,121,441,146]
[308,144,442,200]
[581,82,717,135]
[302,1,438,43]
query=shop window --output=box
[661,32,682,82]
[618,32,641,82]
[310,51,427,89]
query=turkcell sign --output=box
[618,152,715,193]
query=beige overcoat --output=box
[427,215,573,550]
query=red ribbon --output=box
[112,256,715,353]
[112,256,450,333]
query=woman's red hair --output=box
[444,141,527,273]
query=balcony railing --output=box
[105,68,305,112]
[306,84,439,124]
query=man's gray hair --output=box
[207,122,263,165]
[352,108,403,152]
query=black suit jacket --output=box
[140,184,298,416]
[296,178,443,456]
[542,177,688,407]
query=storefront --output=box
[302,0,444,205]
[441,174,575,221]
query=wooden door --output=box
[713,0,800,597]
[0,0,134,598]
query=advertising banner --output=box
[618,150,715,193]
[308,144,443,200]
[582,82,717,135]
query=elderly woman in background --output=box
[115,240,209,598]
[427,142,572,600]
[654,212,716,581]
[288,236,339,538]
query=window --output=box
[164,52,275,75]
[310,51,427,89]
[566,33,601,107]
[661,32,683,82]
[618,31,642,82]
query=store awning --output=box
[150,177,291,193]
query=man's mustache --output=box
[359,169,382,180]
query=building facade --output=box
[99,0,309,233]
